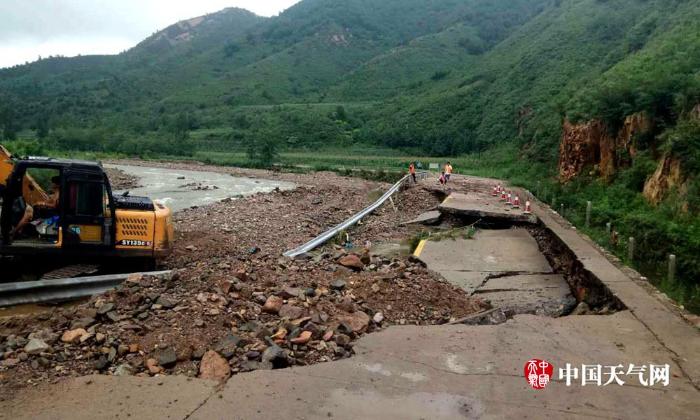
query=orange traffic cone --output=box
[513,196,521,209]
[506,193,513,206]
[491,186,498,196]
[500,190,507,201]
[524,200,532,214]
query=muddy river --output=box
[106,164,295,212]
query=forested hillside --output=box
[1,0,699,309]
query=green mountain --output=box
[1,0,699,308]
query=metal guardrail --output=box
[283,171,430,257]
[0,270,171,307]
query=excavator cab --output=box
[0,147,173,261]
[0,158,116,253]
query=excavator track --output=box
[40,264,100,280]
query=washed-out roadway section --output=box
[2,174,699,419]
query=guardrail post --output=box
[560,203,565,217]
[606,222,611,234]
[668,254,676,284]
[585,201,592,228]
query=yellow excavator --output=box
[0,145,173,261]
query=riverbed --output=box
[105,164,295,212]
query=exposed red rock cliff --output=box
[643,154,686,206]
[558,112,652,182]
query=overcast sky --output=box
[0,0,301,69]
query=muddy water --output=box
[106,164,295,212]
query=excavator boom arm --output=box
[0,145,50,204]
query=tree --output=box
[246,128,279,167]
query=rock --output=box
[278,286,302,300]
[95,333,106,344]
[262,296,284,314]
[24,339,50,355]
[199,351,231,382]
[279,305,305,320]
[126,273,143,284]
[185,245,197,251]
[337,296,356,313]
[192,348,205,360]
[336,311,370,333]
[146,358,162,374]
[1,358,20,367]
[114,364,134,376]
[156,297,176,309]
[129,344,140,353]
[70,317,96,329]
[322,330,334,342]
[28,328,58,345]
[156,348,178,368]
[213,334,245,359]
[373,312,385,324]
[233,269,248,282]
[61,328,88,344]
[107,347,118,363]
[304,288,316,297]
[117,344,130,356]
[97,303,115,315]
[105,311,120,323]
[93,356,108,370]
[338,254,364,270]
[240,360,261,372]
[245,351,261,360]
[261,345,289,369]
[290,331,312,345]
[335,334,351,347]
[571,302,591,315]
[330,279,346,291]
[194,319,205,328]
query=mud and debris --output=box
[0,164,487,396]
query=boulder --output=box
[262,296,284,314]
[290,331,312,345]
[338,254,364,270]
[24,339,50,355]
[278,305,305,320]
[336,311,370,333]
[213,334,245,359]
[199,351,231,382]
[61,328,88,344]
[155,348,177,368]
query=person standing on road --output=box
[444,161,453,184]
[409,162,417,183]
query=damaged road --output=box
[1,169,699,419]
